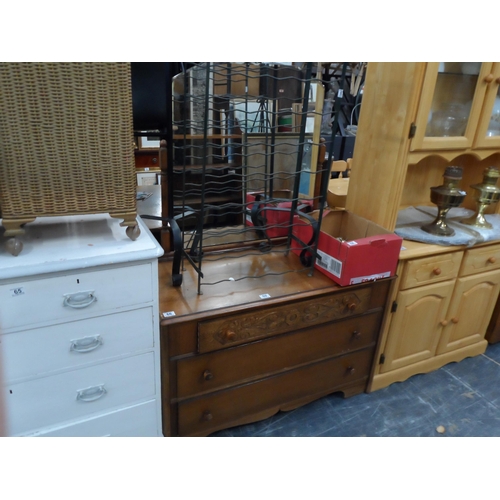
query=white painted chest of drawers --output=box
[0,215,164,436]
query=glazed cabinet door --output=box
[473,62,500,149]
[410,62,493,151]
[436,269,500,354]
[379,280,455,373]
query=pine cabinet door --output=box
[410,62,493,151]
[436,269,500,355]
[379,280,455,373]
[473,62,500,149]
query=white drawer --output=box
[31,401,160,437]
[1,307,155,383]
[0,262,153,331]
[3,353,156,436]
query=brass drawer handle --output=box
[202,410,213,421]
[352,330,361,340]
[432,268,442,276]
[346,366,356,376]
[203,369,213,381]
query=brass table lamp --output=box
[421,166,466,237]
[461,167,500,228]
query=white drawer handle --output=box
[70,335,103,353]
[76,385,107,402]
[63,291,97,309]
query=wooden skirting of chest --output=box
[158,252,394,437]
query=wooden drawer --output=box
[198,286,373,353]
[31,400,159,437]
[460,243,500,277]
[177,347,374,436]
[0,263,153,331]
[4,352,156,436]
[176,311,382,399]
[1,307,154,383]
[135,151,159,170]
[399,251,463,290]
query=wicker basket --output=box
[0,62,138,253]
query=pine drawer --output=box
[460,243,500,277]
[177,347,374,437]
[176,311,382,400]
[399,251,463,290]
[0,263,153,332]
[1,307,154,383]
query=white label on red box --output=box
[316,249,342,278]
[349,272,391,285]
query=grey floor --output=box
[210,341,500,437]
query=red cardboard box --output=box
[246,190,313,238]
[292,210,402,286]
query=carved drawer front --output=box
[177,347,374,436]
[399,251,463,290]
[197,287,373,353]
[460,243,500,277]
[177,311,382,399]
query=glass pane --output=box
[425,62,480,137]
[487,85,500,137]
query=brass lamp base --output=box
[420,166,466,237]
[421,208,456,236]
[461,210,492,229]
[461,167,500,229]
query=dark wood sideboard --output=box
[158,251,394,437]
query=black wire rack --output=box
[166,62,353,294]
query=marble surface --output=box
[210,342,500,437]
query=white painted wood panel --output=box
[4,352,156,436]
[1,307,154,383]
[0,263,153,331]
[0,215,164,280]
[0,216,163,437]
[31,400,159,437]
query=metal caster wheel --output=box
[126,225,141,241]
